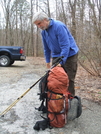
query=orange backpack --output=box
[34,66,82,130]
[47,66,69,128]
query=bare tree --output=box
[46,0,51,17]
[0,0,11,45]
[60,0,66,24]
[76,0,86,48]
[68,0,77,39]
[30,0,34,56]
[77,0,101,77]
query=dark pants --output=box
[52,53,78,96]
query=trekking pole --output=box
[0,77,43,117]
[0,56,64,117]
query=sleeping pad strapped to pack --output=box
[34,66,82,130]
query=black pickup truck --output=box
[0,46,26,67]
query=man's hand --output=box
[46,63,51,69]
[46,63,61,69]
[57,63,61,67]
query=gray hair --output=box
[33,12,49,23]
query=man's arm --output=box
[56,25,70,65]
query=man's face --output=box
[34,19,49,30]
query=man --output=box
[33,12,79,96]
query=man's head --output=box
[33,12,50,30]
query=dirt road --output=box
[0,57,101,134]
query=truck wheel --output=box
[0,55,10,67]
[10,60,15,65]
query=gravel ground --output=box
[0,57,101,134]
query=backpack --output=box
[34,66,82,130]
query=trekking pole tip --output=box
[1,115,4,117]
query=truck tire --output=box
[10,60,15,65]
[0,55,10,67]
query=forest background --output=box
[0,0,101,77]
